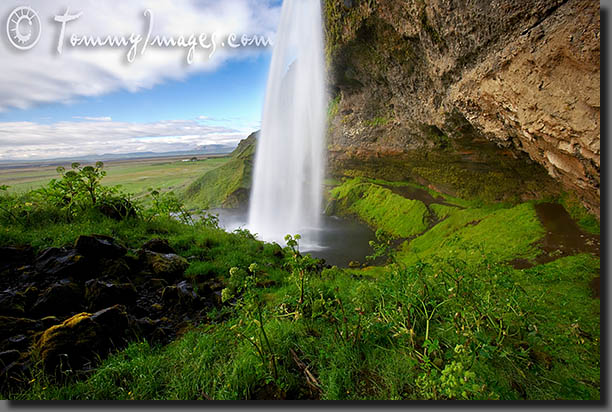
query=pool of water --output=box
[210,208,376,267]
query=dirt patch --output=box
[384,184,459,209]
[534,203,600,263]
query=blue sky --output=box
[0,53,271,129]
[0,0,281,161]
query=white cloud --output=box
[0,118,256,160]
[73,116,112,121]
[0,0,280,111]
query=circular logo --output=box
[6,6,41,50]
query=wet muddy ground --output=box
[511,202,600,296]
[381,186,600,297]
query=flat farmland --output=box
[0,155,230,199]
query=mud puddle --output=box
[511,202,600,296]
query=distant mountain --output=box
[0,144,237,168]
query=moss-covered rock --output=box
[137,250,189,280]
[35,305,128,374]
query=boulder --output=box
[0,290,27,316]
[36,305,128,374]
[131,317,161,339]
[96,258,132,281]
[3,335,31,352]
[161,281,200,309]
[0,246,33,273]
[74,235,127,260]
[35,248,88,278]
[0,316,41,342]
[31,281,83,316]
[141,238,176,254]
[137,250,189,279]
[84,280,137,311]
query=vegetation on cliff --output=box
[182,132,257,210]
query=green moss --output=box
[323,0,373,61]
[429,203,458,220]
[364,116,389,127]
[329,178,429,238]
[328,95,341,121]
[400,202,545,266]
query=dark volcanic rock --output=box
[0,234,210,388]
[0,316,41,343]
[141,238,176,254]
[96,258,132,280]
[74,235,127,260]
[31,281,83,316]
[0,350,20,367]
[84,280,137,311]
[0,290,27,316]
[0,246,34,273]
[35,248,88,278]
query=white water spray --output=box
[248,0,326,246]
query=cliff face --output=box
[325,0,600,214]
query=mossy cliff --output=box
[324,0,599,216]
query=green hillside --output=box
[183,132,257,209]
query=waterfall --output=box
[248,0,326,247]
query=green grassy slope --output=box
[182,132,257,209]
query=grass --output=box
[0,157,230,200]
[11,248,600,400]
[182,134,256,209]
[182,157,250,210]
[365,116,389,127]
[0,173,600,400]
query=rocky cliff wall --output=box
[325,0,600,215]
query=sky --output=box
[0,0,283,161]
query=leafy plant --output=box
[144,188,192,224]
[284,234,318,308]
[222,264,279,381]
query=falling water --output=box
[248,0,326,247]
